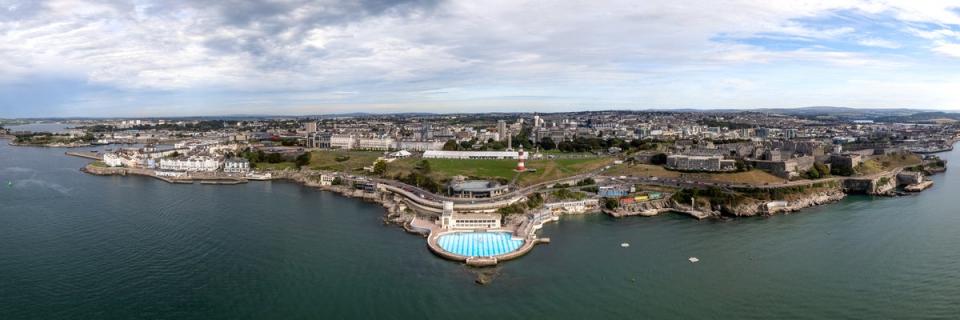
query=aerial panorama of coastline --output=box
[5,1,960,319]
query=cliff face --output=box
[606,199,673,217]
[721,187,847,217]
[770,189,846,215]
[843,173,898,196]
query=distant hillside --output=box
[875,111,960,123]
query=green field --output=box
[307,150,383,172]
[384,157,614,186]
[518,158,614,186]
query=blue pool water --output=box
[436,232,524,257]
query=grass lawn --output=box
[517,158,615,186]
[255,162,297,171]
[89,161,108,168]
[432,159,521,181]
[698,170,785,185]
[307,150,383,172]
[858,153,922,176]
[383,157,614,187]
[607,164,783,185]
[606,163,681,178]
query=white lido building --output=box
[423,150,520,160]
[159,157,221,172]
[439,201,502,230]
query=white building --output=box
[103,152,145,168]
[665,155,736,172]
[103,153,124,167]
[159,157,221,172]
[441,214,501,229]
[397,140,445,152]
[356,137,395,151]
[319,174,337,186]
[544,199,600,214]
[329,134,356,149]
[438,201,502,230]
[423,150,521,160]
[223,158,250,173]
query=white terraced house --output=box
[223,158,250,173]
[159,157,221,172]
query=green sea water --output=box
[1,141,959,319]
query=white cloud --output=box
[858,38,902,48]
[932,42,960,58]
[3,0,960,115]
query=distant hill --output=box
[875,111,960,123]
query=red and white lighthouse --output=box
[516,146,527,172]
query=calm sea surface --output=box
[1,141,959,319]
[4,123,72,133]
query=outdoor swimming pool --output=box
[436,232,524,257]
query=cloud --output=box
[858,38,902,48]
[932,42,960,58]
[2,0,960,116]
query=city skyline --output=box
[3,0,960,118]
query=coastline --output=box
[74,149,947,268]
[78,158,945,223]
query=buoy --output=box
[621,243,630,248]
[688,257,699,263]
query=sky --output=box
[2,0,960,118]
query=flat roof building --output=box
[448,180,509,198]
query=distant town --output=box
[2,108,956,266]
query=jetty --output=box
[65,151,102,161]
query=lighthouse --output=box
[516,146,527,172]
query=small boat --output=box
[620,243,630,248]
[7,181,12,187]
[688,257,699,263]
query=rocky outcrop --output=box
[769,189,847,214]
[721,187,846,217]
[842,171,899,196]
[605,199,673,217]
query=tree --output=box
[603,198,619,210]
[539,137,556,150]
[295,153,311,168]
[331,177,343,185]
[442,140,460,151]
[831,165,855,176]
[373,160,387,175]
[418,160,432,174]
[281,138,299,146]
[650,153,668,165]
[813,163,831,177]
[265,152,285,163]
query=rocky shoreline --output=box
[604,166,943,219]
[80,157,947,240]
[250,171,421,228]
